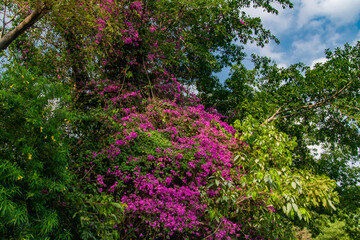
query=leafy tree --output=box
[3,0,294,98]
[1,0,348,239]
[314,216,350,240]
[233,117,338,237]
[0,62,74,239]
[202,42,360,238]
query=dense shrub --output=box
[0,64,337,239]
[70,84,244,239]
[66,76,337,239]
[0,64,73,239]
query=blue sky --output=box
[219,0,360,80]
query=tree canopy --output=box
[0,0,359,239]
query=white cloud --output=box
[310,57,328,69]
[236,0,360,74]
[297,0,360,28]
[243,41,289,67]
[243,2,296,35]
[289,22,354,65]
[257,44,286,63]
[244,1,360,34]
[290,34,327,64]
[277,63,288,69]
[292,34,326,57]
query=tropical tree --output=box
[1,0,349,239]
[3,0,294,91]
[201,42,360,238]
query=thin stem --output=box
[263,78,355,124]
[143,58,154,99]
[1,1,7,38]
[203,220,222,240]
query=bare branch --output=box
[262,106,282,126]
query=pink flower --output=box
[149,26,156,33]
[130,131,138,138]
[124,37,132,44]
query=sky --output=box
[219,0,360,80]
[236,0,360,157]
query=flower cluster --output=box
[77,83,254,238]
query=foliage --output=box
[1,0,354,239]
[201,42,360,238]
[314,216,350,240]
[0,62,74,239]
[58,74,337,239]
[3,0,293,102]
[233,117,338,238]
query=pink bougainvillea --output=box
[74,73,255,238]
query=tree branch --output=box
[0,1,48,51]
[5,6,26,26]
[346,105,360,111]
[262,106,282,126]
[263,78,355,124]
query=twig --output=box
[84,201,104,205]
[118,70,127,93]
[1,1,7,38]
[143,58,154,99]
[262,79,355,124]
[4,5,26,26]
[346,105,360,111]
[203,220,222,240]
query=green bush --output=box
[0,63,73,239]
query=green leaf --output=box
[292,203,298,214]
[328,199,336,211]
[286,202,292,215]
[111,202,124,210]
[251,191,257,200]
[209,210,216,220]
